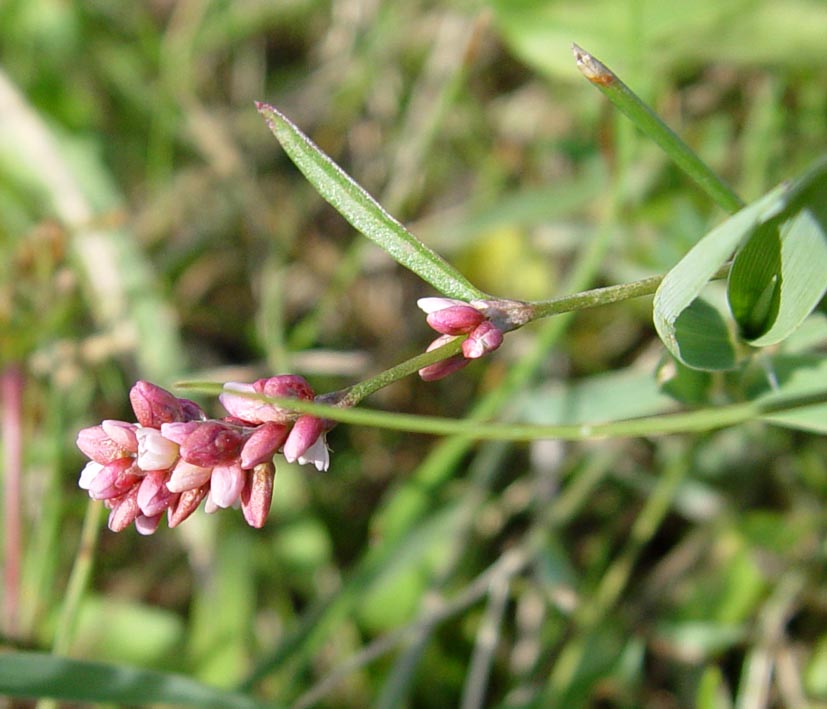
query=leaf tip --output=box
[571,43,615,87]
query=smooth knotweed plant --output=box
[76,45,827,535]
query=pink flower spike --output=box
[241,462,276,528]
[137,469,175,517]
[135,427,180,471]
[426,305,485,336]
[135,513,163,535]
[168,487,208,528]
[210,462,246,508]
[179,421,246,467]
[417,297,467,314]
[130,381,185,427]
[462,321,504,359]
[241,422,289,469]
[166,459,213,493]
[283,415,328,470]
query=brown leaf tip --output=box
[571,43,615,87]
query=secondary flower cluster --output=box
[417,298,505,381]
[76,377,330,535]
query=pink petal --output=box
[166,459,213,493]
[135,514,163,536]
[209,462,245,508]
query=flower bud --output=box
[240,421,289,469]
[88,458,140,500]
[241,462,276,528]
[166,459,213,493]
[168,486,208,528]
[77,423,136,464]
[418,334,470,381]
[136,427,180,471]
[178,421,245,467]
[461,321,504,359]
[107,487,141,532]
[283,415,329,471]
[219,375,315,424]
[137,469,176,517]
[159,421,201,446]
[130,381,185,427]
[135,513,163,536]
[418,356,469,381]
[209,462,246,508]
[426,305,485,335]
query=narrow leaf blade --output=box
[256,102,485,301]
[0,651,271,708]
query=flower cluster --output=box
[76,377,330,534]
[416,298,505,381]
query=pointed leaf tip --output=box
[255,102,485,301]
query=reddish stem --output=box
[2,363,23,639]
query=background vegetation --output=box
[2,0,827,707]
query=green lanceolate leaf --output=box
[654,160,827,370]
[256,102,486,301]
[0,652,272,708]
[653,184,786,369]
[729,166,827,346]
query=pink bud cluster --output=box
[417,298,505,381]
[76,377,330,534]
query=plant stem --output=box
[529,263,730,320]
[1,364,23,640]
[572,43,745,214]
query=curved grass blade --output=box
[256,102,486,301]
[0,652,273,708]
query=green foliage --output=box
[2,1,827,708]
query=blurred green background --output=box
[2,0,827,707]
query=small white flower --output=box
[79,461,103,490]
[135,427,179,471]
[297,435,330,472]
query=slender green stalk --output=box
[529,264,730,320]
[51,501,102,654]
[572,43,745,214]
[35,501,103,709]
[195,381,827,442]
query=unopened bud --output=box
[240,421,289,469]
[461,321,504,359]
[130,381,185,427]
[241,462,276,528]
[178,421,245,467]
